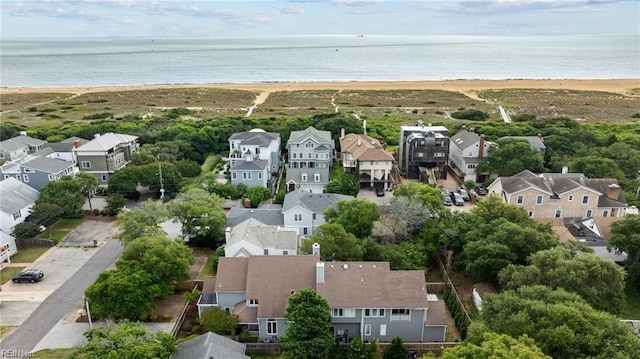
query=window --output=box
[554,209,562,218]
[467,164,476,169]
[264,249,269,255]
[283,251,288,255]
[306,142,314,148]
[582,195,589,204]
[312,213,316,220]
[293,153,297,159]
[24,168,34,173]
[301,174,307,182]
[516,195,524,205]
[364,324,371,336]
[294,214,302,221]
[528,211,534,217]
[332,308,356,318]
[248,299,259,306]
[81,161,91,169]
[243,172,252,180]
[4,175,9,179]
[48,174,54,180]
[364,308,385,317]
[314,173,320,182]
[380,324,387,336]
[303,227,308,235]
[22,174,29,183]
[568,195,574,201]
[267,319,277,335]
[536,195,543,204]
[390,309,410,321]
[101,174,107,182]
[258,172,262,180]
[232,172,237,180]
[603,210,609,217]
[12,211,21,220]
[308,153,312,159]
[586,209,593,218]
[0,153,4,158]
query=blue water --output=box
[1,35,638,88]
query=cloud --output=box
[331,0,383,5]
[279,5,305,14]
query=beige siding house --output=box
[340,132,396,190]
[73,133,139,184]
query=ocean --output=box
[0,35,638,88]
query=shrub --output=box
[190,325,202,334]
[451,109,488,121]
[82,112,113,120]
[149,313,158,321]
[163,314,172,320]
[512,113,537,122]
[139,313,148,321]
[631,112,640,118]
[182,324,192,332]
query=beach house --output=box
[73,133,139,183]
[285,127,334,194]
[340,131,396,191]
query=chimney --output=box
[605,184,621,200]
[562,166,568,174]
[73,140,81,148]
[316,262,325,284]
[357,136,362,146]
[312,242,320,256]
[478,134,485,158]
[537,133,544,141]
[225,227,231,242]
[363,120,367,135]
[340,128,345,140]
[94,133,100,139]
[19,131,27,136]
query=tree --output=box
[104,193,126,216]
[383,337,407,359]
[245,186,271,208]
[25,202,63,227]
[498,246,626,313]
[442,332,550,359]
[301,223,364,261]
[169,188,227,247]
[115,201,170,245]
[477,139,545,176]
[12,221,43,239]
[609,215,640,264]
[282,289,334,359]
[393,182,443,212]
[107,165,141,197]
[76,172,100,212]
[469,285,640,359]
[326,170,360,197]
[368,339,380,359]
[373,196,431,243]
[463,239,517,282]
[174,159,202,178]
[38,175,84,215]
[68,320,177,359]
[324,199,381,238]
[569,155,626,181]
[347,335,367,359]
[200,307,240,335]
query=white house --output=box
[0,132,47,162]
[448,129,493,183]
[224,218,299,257]
[282,189,353,237]
[0,231,18,265]
[227,129,281,172]
[285,127,335,194]
[0,177,40,235]
[340,132,396,190]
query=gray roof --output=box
[287,126,333,147]
[22,156,74,173]
[171,332,249,359]
[501,136,546,151]
[282,189,353,213]
[230,158,268,171]
[226,205,284,228]
[76,133,138,152]
[229,129,279,147]
[0,177,39,214]
[227,218,298,251]
[61,136,89,144]
[0,135,37,151]
[286,167,330,185]
[450,129,481,150]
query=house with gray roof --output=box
[224,218,299,257]
[500,134,546,156]
[282,189,353,237]
[170,331,249,359]
[34,136,88,164]
[449,128,493,183]
[0,155,77,190]
[0,177,39,235]
[487,169,628,219]
[0,231,18,265]
[285,126,335,194]
[198,250,447,344]
[398,122,449,180]
[229,153,270,189]
[73,133,139,184]
[0,132,47,162]
[227,129,281,173]
[226,204,284,228]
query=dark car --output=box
[474,186,488,196]
[443,193,453,206]
[451,192,464,206]
[375,187,385,197]
[12,269,44,283]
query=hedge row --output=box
[443,286,470,339]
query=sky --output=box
[1,0,638,38]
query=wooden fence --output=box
[171,285,199,337]
[436,254,473,326]
[173,280,203,292]
[374,342,461,357]
[425,282,447,294]
[245,343,282,356]
[16,238,54,250]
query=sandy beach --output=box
[1,79,638,96]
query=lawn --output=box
[55,217,85,229]
[31,349,77,359]
[620,289,640,320]
[9,246,51,263]
[37,217,85,244]
[0,267,25,284]
[0,325,15,340]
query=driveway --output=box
[357,187,393,206]
[62,220,118,246]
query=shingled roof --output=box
[282,189,353,213]
[340,133,394,162]
[0,177,39,215]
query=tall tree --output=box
[569,155,626,181]
[282,289,334,359]
[301,223,364,261]
[115,201,170,245]
[393,182,443,212]
[69,320,177,359]
[347,335,367,359]
[442,332,550,359]
[38,176,84,215]
[169,187,227,247]
[200,307,240,335]
[326,170,360,197]
[76,172,100,212]
[609,215,640,264]
[477,139,545,176]
[373,196,431,243]
[324,199,381,238]
[245,186,271,208]
[383,337,407,359]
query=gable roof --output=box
[287,126,333,147]
[22,156,74,173]
[282,189,353,213]
[226,205,284,228]
[340,133,394,162]
[450,129,481,150]
[227,218,298,251]
[0,135,37,152]
[171,332,249,359]
[230,158,268,171]
[0,177,39,214]
[229,129,279,147]
[500,136,546,151]
[76,133,138,152]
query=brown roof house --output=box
[197,244,446,344]
[340,131,396,191]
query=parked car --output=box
[474,185,488,196]
[458,188,470,201]
[375,187,385,197]
[443,193,453,206]
[451,192,464,206]
[12,269,44,283]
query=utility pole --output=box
[158,155,165,202]
[84,296,93,328]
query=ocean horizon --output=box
[1,35,638,88]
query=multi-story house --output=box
[340,132,396,191]
[282,189,353,237]
[197,249,447,343]
[34,136,88,164]
[73,133,139,184]
[0,177,39,235]
[0,132,47,162]
[224,218,299,257]
[500,135,546,156]
[487,169,627,219]
[229,153,270,189]
[285,127,334,194]
[0,155,77,190]
[227,129,281,172]
[398,122,449,180]
[449,129,493,183]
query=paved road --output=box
[0,239,123,357]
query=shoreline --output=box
[1,79,638,96]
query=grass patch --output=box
[45,230,69,243]
[9,246,50,263]
[0,267,25,284]
[31,349,77,359]
[199,255,217,279]
[55,217,84,229]
[620,289,640,320]
[0,325,16,340]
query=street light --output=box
[84,296,93,328]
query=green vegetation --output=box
[9,246,50,263]
[32,349,77,359]
[621,289,640,319]
[282,289,334,359]
[0,267,25,284]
